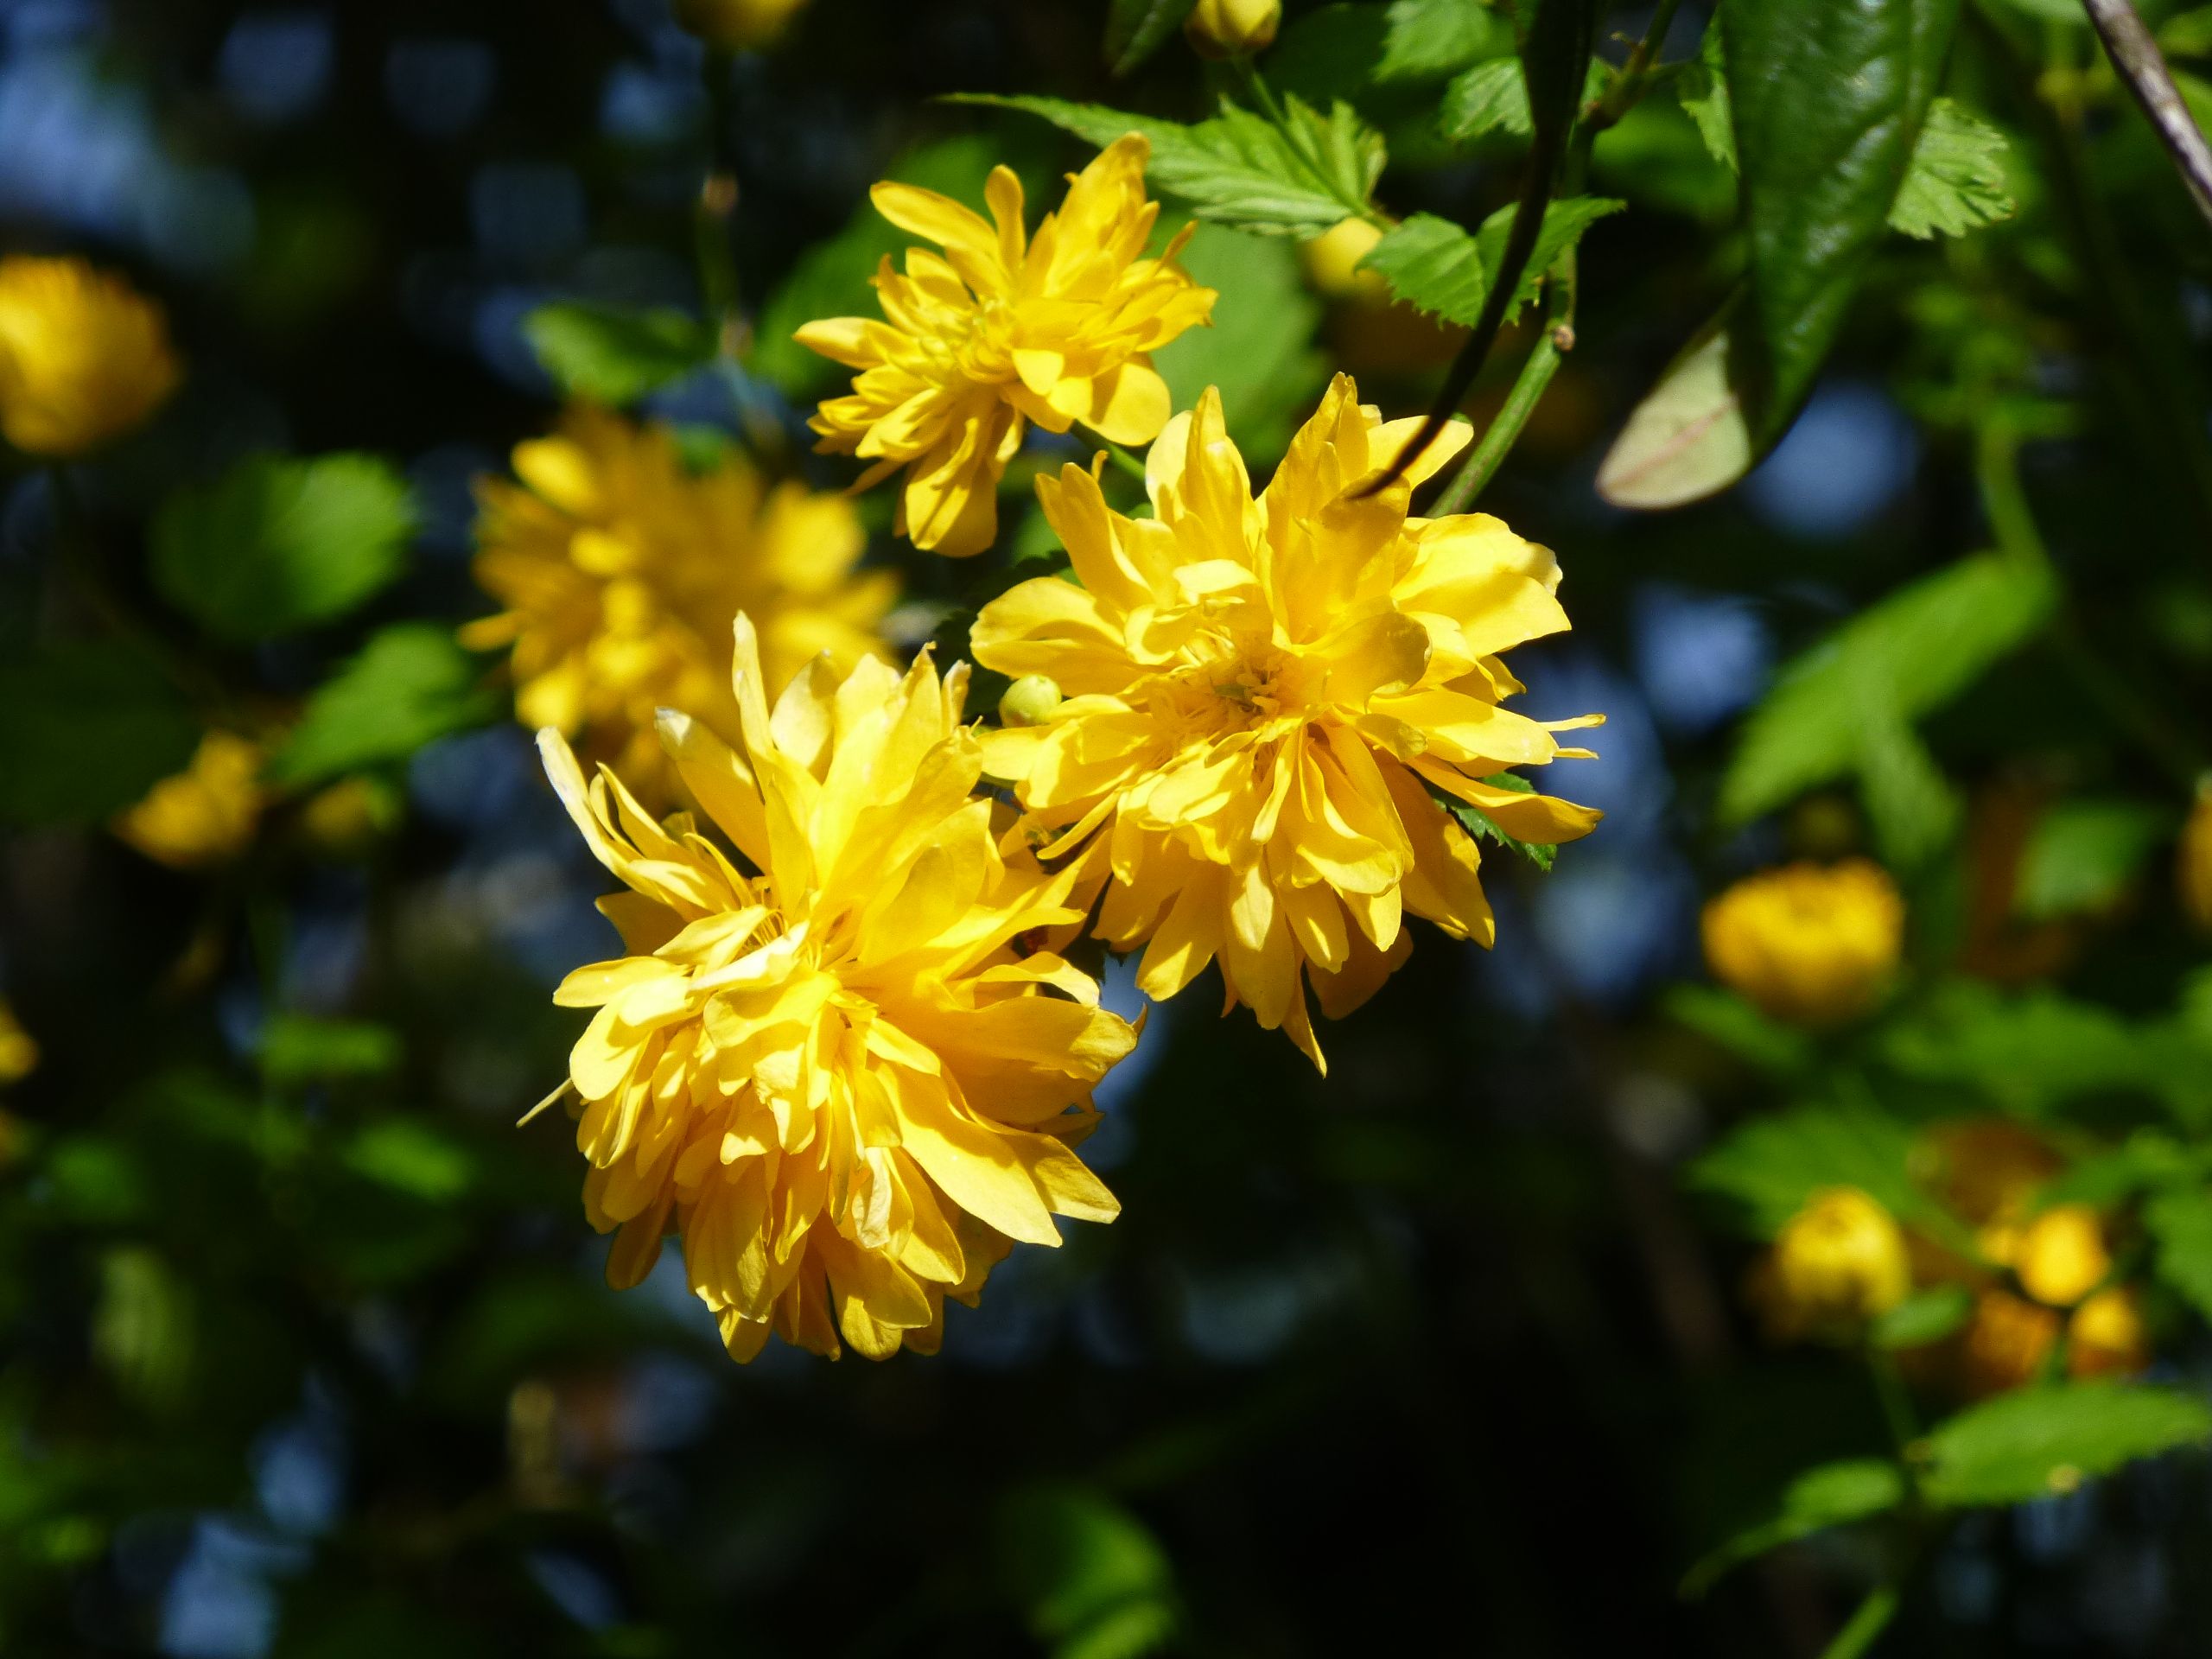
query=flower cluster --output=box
[465,407,895,804]
[538,620,1134,1360]
[798,136,1216,556]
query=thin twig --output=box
[2081,0,2212,228]
[1819,1581,1903,1659]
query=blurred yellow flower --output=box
[537,617,1136,1362]
[2179,779,2212,931]
[1300,217,1391,304]
[797,136,1216,556]
[1756,1186,1911,1342]
[2015,1203,2113,1307]
[972,378,1600,1068]
[0,256,180,456]
[673,0,809,49]
[2068,1287,2150,1378]
[297,775,401,860]
[464,407,894,804]
[0,1000,37,1084]
[1961,1287,2060,1397]
[1185,0,1281,57]
[113,731,265,870]
[1701,859,1904,1027]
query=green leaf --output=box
[272,625,499,786]
[1718,551,2056,825]
[752,137,1014,397]
[1889,98,2017,238]
[1377,0,1510,80]
[963,93,1384,238]
[1682,1459,1906,1598]
[1594,304,1757,509]
[1853,686,1961,870]
[1103,0,1196,75]
[996,1484,1179,1659]
[1688,1101,1927,1239]
[1663,983,1816,1076]
[151,453,416,643]
[346,1119,475,1203]
[1919,1382,2212,1507]
[1699,0,1961,482]
[1360,198,1623,329]
[1152,223,1326,460]
[2161,7,2212,58]
[0,641,200,825]
[259,1014,401,1087]
[1440,57,1531,140]
[2144,1187,2212,1322]
[523,302,714,405]
[2014,798,2173,919]
[1423,773,1555,873]
[1872,1283,1974,1350]
[1677,21,1737,173]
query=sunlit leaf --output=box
[524,302,715,405]
[273,625,499,785]
[1919,1382,2212,1507]
[1890,98,2017,238]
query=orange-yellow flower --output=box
[0,1000,36,1085]
[1701,859,1904,1027]
[2180,779,2212,931]
[0,256,179,456]
[674,0,809,49]
[797,135,1216,557]
[537,618,1136,1362]
[1754,1186,1912,1342]
[972,377,1600,1067]
[464,407,893,804]
[113,731,265,870]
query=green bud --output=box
[998,675,1063,728]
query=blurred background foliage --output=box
[3,0,2212,1653]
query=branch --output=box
[2082,0,2212,230]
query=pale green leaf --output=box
[1920,1383,2212,1508]
[1889,98,2017,239]
[2015,798,2174,919]
[1594,309,1755,509]
[1440,57,1531,141]
[1376,0,1510,80]
[1682,1459,1906,1598]
[1360,198,1622,329]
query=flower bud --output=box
[998,674,1064,729]
[1300,218,1391,303]
[2015,1204,2112,1307]
[1700,859,1904,1027]
[1185,0,1281,59]
[113,732,266,871]
[2067,1287,2150,1378]
[0,256,179,456]
[1758,1186,1911,1341]
[2180,779,2212,931]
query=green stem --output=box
[1432,295,1572,514]
[696,47,744,352]
[1868,1349,1921,1458]
[1820,1581,1902,1659]
[1591,0,1687,130]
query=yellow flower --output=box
[1300,217,1391,304]
[796,136,1216,557]
[2015,1203,2112,1307]
[1185,0,1281,57]
[0,1000,37,1085]
[537,617,1137,1362]
[464,407,894,804]
[673,0,809,49]
[971,378,1599,1068]
[1756,1186,1912,1342]
[2179,779,2212,931]
[2067,1287,2149,1379]
[0,256,180,456]
[1700,859,1904,1027]
[1961,1287,2060,1397]
[113,731,265,870]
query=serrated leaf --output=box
[1718,551,2055,825]
[152,453,416,644]
[2014,798,2173,919]
[963,93,1384,238]
[1361,198,1622,329]
[524,302,714,405]
[1441,58,1532,140]
[1423,773,1555,872]
[1872,1283,1974,1350]
[1103,0,1197,75]
[1681,1459,1906,1598]
[1377,0,1510,80]
[0,641,200,825]
[1688,1102,1928,1239]
[1889,98,2017,238]
[1919,1382,2212,1507]
[1677,22,1737,173]
[2145,1187,2212,1321]
[272,625,498,786]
